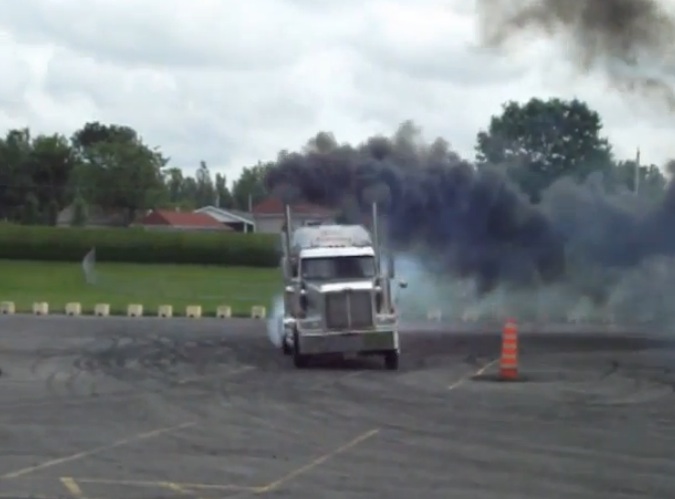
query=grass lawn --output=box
[0,260,281,317]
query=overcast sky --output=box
[1,0,673,183]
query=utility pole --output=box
[634,147,641,196]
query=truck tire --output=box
[384,350,399,370]
[292,330,309,368]
[282,334,292,355]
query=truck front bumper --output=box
[294,328,398,355]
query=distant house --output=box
[56,204,130,227]
[194,205,255,233]
[252,196,336,234]
[137,209,231,231]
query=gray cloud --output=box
[0,0,672,179]
[475,0,675,111]
[0,0,326,70]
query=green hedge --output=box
[0,223,279,267]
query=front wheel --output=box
[281,333,292,355]
[292,330,309,368]
[384,350,399,370]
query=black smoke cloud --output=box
[476,0,675,108]
[264,1,675,316]
[264,122,673,297]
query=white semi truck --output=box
[278,202,406,369]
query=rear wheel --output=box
[384,350,399,370]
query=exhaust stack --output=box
[371,202,391,312]
[371,202,380,271]
[283,204,293,274]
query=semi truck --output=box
[278,202,406,369]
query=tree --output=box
[71,191,88,226]
[194,160,215,207]
[71,121,138,149]
[640,163,668,201]
[214,173,234,209]
[29,133,77,224]
[476,97,614,202]
[0,128,75,224]
[181,176,198,207]
[639,164,667,202]
[164,167,185,204]
[20,193,40,225]
[158,167,198,210]
[231,162,272,211]
[0,128,34,221]
[70,122,168,223]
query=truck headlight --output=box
[301,319,322,329]
[377,314,396,325]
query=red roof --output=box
[139,210,229,228]
[252,196,335,216]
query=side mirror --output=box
[398,280,408,289]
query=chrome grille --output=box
[325,290,374,330]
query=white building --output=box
[194,205,256,232]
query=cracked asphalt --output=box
[0,315,674,498]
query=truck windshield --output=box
[301,256,375,280]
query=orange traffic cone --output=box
[500,318,519,380]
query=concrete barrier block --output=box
[251,305,267,319]
[461,310,480,322]
[567,311,591,323]
[216,305,232,318]
[94,303,110,317]
[426,308,441,321]
[33,302,49,315]
[158,305,173,318]
[65,302,82,316]
[0,301,15,315]
[186,305,202,319]
[127,304,143,317]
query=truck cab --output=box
[279,206,405,369]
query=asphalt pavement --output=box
[0,315,674,498]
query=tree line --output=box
[0,97,668,226]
